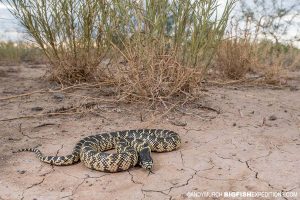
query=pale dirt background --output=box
[0,64,299,200]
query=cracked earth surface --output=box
[0,64,299,200]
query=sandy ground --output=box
[0,64,299,200]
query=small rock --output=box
[170,120,187,127]
[269,115,277,121]
[232,122,237,126]
[17,170,26,174]
[49,82,60,89]
[89,184,93,187]
[53,93,64,101]
[31,106,44,111]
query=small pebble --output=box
[232,122,237,126]
[31,106,44,111]
[170,120,187,127]
[53,93,64,101]
[269,115,277,121]
[17,170,26,174]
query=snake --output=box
[15,129,181,173]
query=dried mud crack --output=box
[21,177,46,200]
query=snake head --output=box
[138,148,153,171]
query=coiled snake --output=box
[16,129,181,173]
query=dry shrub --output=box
[262,64,285,85]
[293,55,300,70]
[114,38,202,103]
[48,49,109,84]
[216,38,253,79]
[253,41,300,84]
[6,0,112,83]
[286,51,300,70]
[215,36,300,85]
[254,42,289,85]
[215,0,300,85]
[5,0,236,105]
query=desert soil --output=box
[0,64,299,200]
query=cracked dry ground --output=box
[0,64,300,200]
